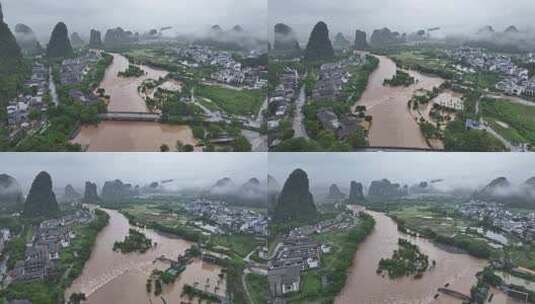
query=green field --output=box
[210,234,259,258]
[245,273,269,304]
[508,245,535,271]
[462,72,500,90]
[481,98,535,146]
[389,205,468,236]
[196,84,264,116]
[392,51,448,70]
[123,204,188,227]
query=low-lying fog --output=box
[2,0,267,43]
[0,153,267,193]
[268,153,535,194]
[269,0,535,44]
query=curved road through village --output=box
[293,85,310,139]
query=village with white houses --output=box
[6,62,50,137]
[267,66,299,132]
[447,46,535,97]
[185,199,269,236]
[5,50,103,142]
[458,200,535,245]
[174,45,268,90]
[5,209,94,285]
[267,211,358,300]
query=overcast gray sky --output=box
[4,152,535,196]
[269,153,535,192]
[2,0,267,41]
[269,0,535,42]
[0,153,267,192]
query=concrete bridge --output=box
[99,111,162,122]
[355,146,443,152]
[209,136,236,144]
[438,288,472,302]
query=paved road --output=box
[292,85,309,139]
[241,129,268,152]
[480,118,527,152]
[48,67,59,106]
[478,95,529,152]
[483,94,535,107]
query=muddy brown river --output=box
[71,53,198,151]
[337,211,492,304]
[66,208,225,304]
[353,55,444,149]
[72,121,199,152]
[104,53,167,113]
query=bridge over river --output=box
[99,111,162,122]
[438,288,472,301]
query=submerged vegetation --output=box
[383,70,415,87]
[118,64,145,78]
[113,228,153,253]
[377,238,431,279]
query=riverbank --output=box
[2,209,109,304]
[336,210,487,304]
[285,212,376,303]
[71,120,199,152]
[65,208,227,303]
[353,54,444,149]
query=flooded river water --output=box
[353,55,444,149]
[103,53,167,113]
[336,211,487,304]
[71,53,198,151]
[65,208,225,304]
[72,121,199,152]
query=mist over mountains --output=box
[473,177,535,208]
[202,176,268,208]
[3,0,266,42]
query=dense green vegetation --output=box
[481,98,535,146]
[8,52,112,151]
[195,84,264,116]
[271,137,323,152]
[390,205,494,259]
[0,11,28,139]
[209,234,258,258]
[287,213,375,303]
[385,47,456,80]
[113,228,153,253]
[272,169,318,224]
[82,53,113,92]
[3,236,26,270]
[443,119,507,152]
[384,70,415,87]
[304,21,335,62]
[181,284,221,303]
[46,22,73,58]
[277,56,379,152]
[1,209,109,304]
[59,209,109,286]
[438,91,506,151]
[118,64,144,78]
[508,245,535,271]
[303,100,353,151]
[377,238,431,279]
[122,209,204,242]
[22,171,60,218]
[2,281,60,304]
[345,55,379,101]
[245,273,269,304]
